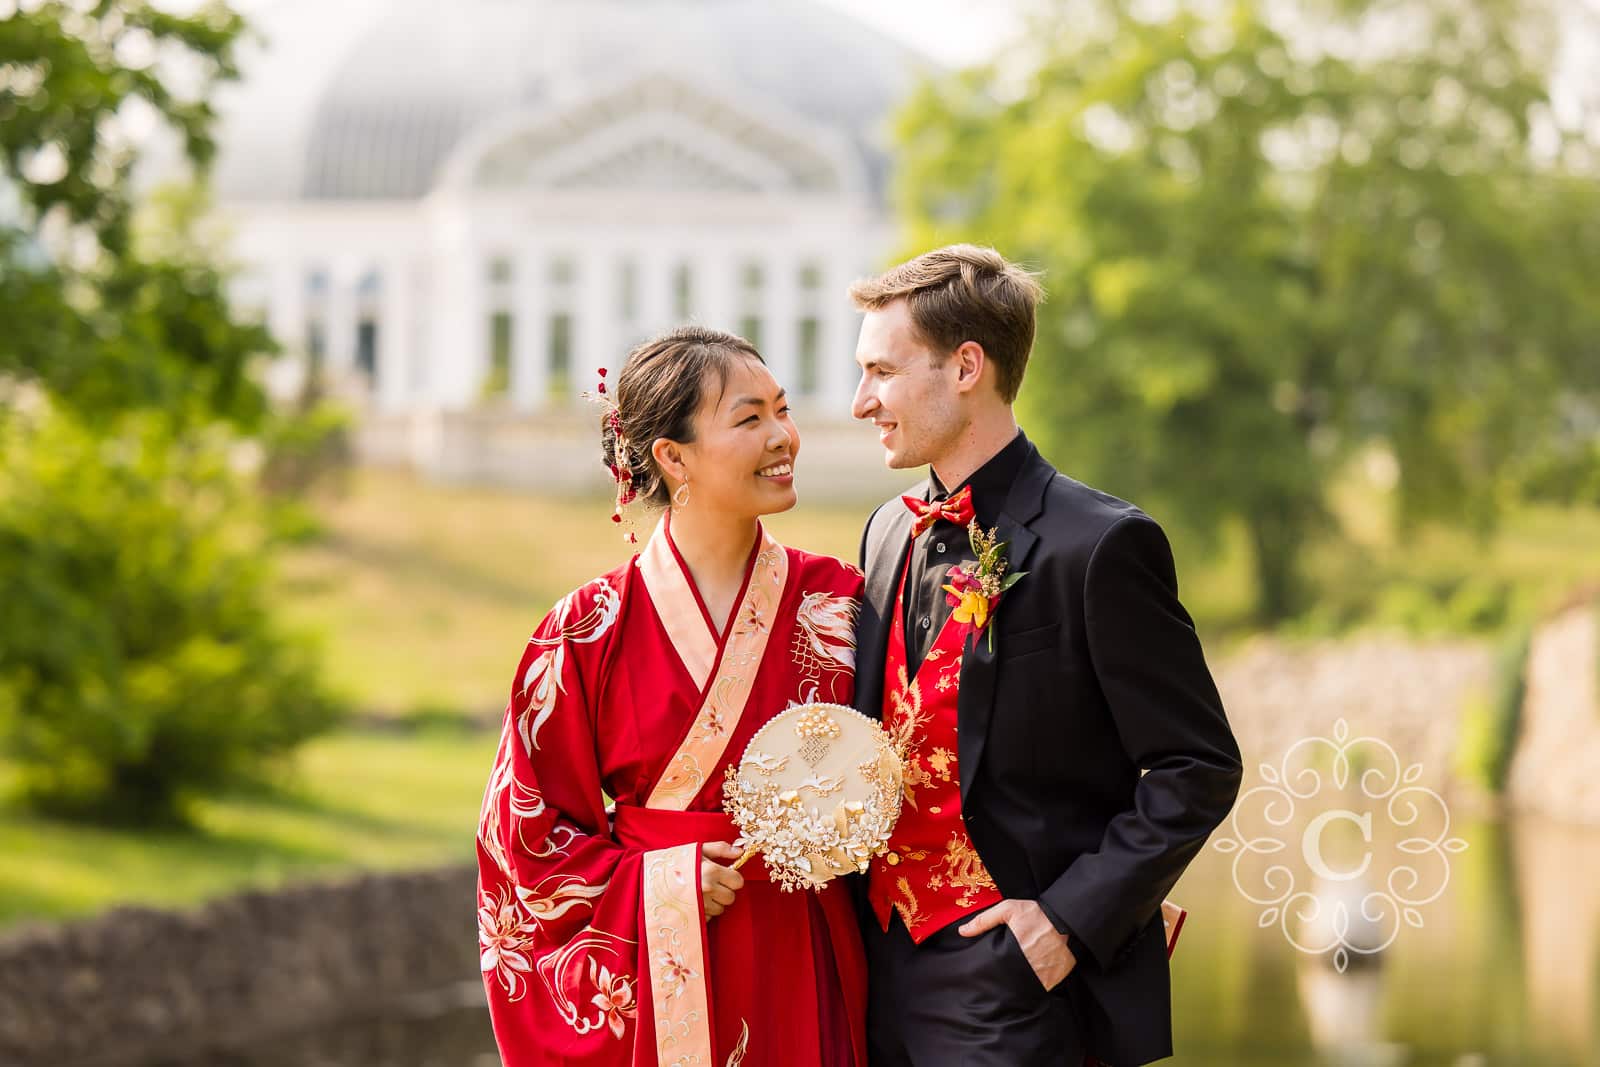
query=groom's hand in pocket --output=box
[959,899,1078,990]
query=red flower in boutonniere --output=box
[941,520,1026,652]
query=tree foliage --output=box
[894,0,1600,620]
[0,408,340,821]
[1,0,267,424]
[1,2,345,820]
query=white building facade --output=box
[209,1,923,490]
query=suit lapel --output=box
[957,447,1051,804]
[855,491,920,722]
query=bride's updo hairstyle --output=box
[598,326,764,519]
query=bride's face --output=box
[672,357,800,519]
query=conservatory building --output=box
[204,0,923,486]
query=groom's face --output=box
[851,300,963,470]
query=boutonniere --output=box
[941,520,1026,652]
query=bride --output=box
[476,326,868,1066]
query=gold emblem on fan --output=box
[723,702,904,892]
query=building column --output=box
[576,247,615,396]
[375,258,411,413]
[510,245,549,413]
[324,259,361,384]
[264,259,307,400]
[424,222,485,411]
[268,259,305,356]
[763,249,799,393]
[700,248,739,337]
[639,247,673,338]
[822,258,864,414]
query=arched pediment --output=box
[445,70,862,198]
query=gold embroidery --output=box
[929,832,999,908]
[726,1019,752,1066]
[894,876,929,930]
[927,747,956,783]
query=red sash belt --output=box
[611,803,770,882]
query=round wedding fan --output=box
[722,702,904,892]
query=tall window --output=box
[355,269,381,384]
[796,260,824,395]
[548,256,578,402]
[484,311,512,398]
[738,260,764,350]
[797,317,820,396]
[304,269,328,374]
[548,313,573,400]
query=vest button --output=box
[935,541,946,553]
[920,616,931,629]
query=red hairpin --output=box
[584,368,639,543]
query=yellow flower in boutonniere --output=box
[944,584,990,630]
[941,521,1026,652]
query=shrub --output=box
[0,407,344,822]
[1454,625,1531,795]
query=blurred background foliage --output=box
[895,0,1600,622]
[1,1,348,824]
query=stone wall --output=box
[1212,634,1496,797]
[0,865,480,1067]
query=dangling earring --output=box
[673,477,690,509]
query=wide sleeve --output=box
[1038,514,1244,970]
[476,576,645,1065]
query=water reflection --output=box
[135,814,1597,1067]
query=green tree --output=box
[0,2,345,819]
[1,0,265,424]
[0,408,341,821]
[894,0,1600,621]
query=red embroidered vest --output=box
[867,547,1001,942]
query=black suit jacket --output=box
[855,441,1243,1066]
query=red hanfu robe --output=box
[476,516,868,1067]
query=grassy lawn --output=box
[274,466,1600,713]
[272,467,868,719]
[0,727,497,926]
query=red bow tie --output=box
[902,485,975,539]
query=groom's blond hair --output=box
[848,244,1042,403]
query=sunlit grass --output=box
[0,727,497,926]
[274,467,1600,713]
[272,467,870,718]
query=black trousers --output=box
[864,911,1087,1066]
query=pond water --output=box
[141,811,1600,1066]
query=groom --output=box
[848,245,1243,1066]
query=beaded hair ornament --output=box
[582,367,641,544]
